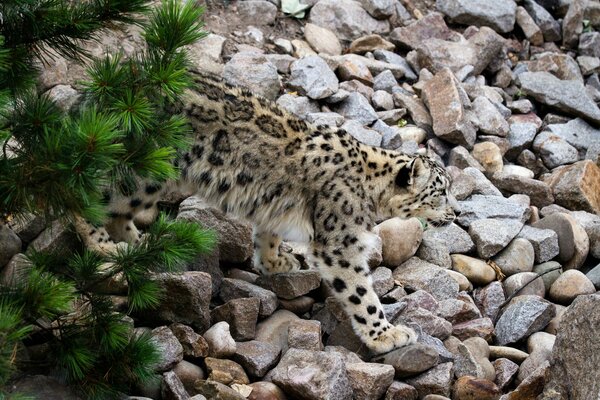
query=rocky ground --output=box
[3,0,600,399]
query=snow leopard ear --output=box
[395,157,430,190]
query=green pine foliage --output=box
[0,1,213,398]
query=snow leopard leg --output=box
[253,230,301,275]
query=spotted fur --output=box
[79,71,455,354]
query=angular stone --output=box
[373,50,418,81]
[338,58,374,85]
[205,357,249,386]
[151,326,184,372]
[288,320,322,351]
[193,380,245,400]
[436,298,482,325]
[341,120,382,147]
[437,0,516,33]
[389,12,461,50]
[423,223,475,254]
[395,307,453,340]
[516,6,544,45]
[28,219,78,257]
[163,369,192,400]
[405,362,453,398]
[490,172,554,208]
[469,219,524,259]
[255,310,300,354]
[211,298,260,341]
[452,318,495,341]
[384,381,418,400]
[223,52,280,100]
[562,0,585,48]
[523,0,561,42]
[532,131,579,169]
[371,266,394,297]
[493,358,519,390]
[517,226,560,263]
[335,92,378,125]
[220,278,278,318]
[472,97,510,137]
[372,344,439,378]
[422,68,476,148]
[0,226,21,268]
[204,321,236,358]
[346,362,395,400]
[304,23,342,56]
[392,89,432,130]
[494,295,555,345]
[306,112,344,127]
[527,53,583,82]
[393,257,459,301]
[269,349,353,400]
[452,376,502,400]
[233,340,280,378]
[473,281,506,321]
[276,94,320,120]
[170,323,209,358]
[518,71,600,124]
[237,1,277,25]
[288,56,339,100]
[308,0,390,42]
[493,238,535,276]
[257,271,321,300]
[349,34,394,54]
[457,195,529,228]
[543,160,600,214]
[449,147,486,172]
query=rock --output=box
[288,56,338,100]
[373,50,418,81]
[170,323,209,358]
[452,318,495,341]
[395,307,453,339]
[349,34,394,54]
[393,257,459,301]
[0,226,21,268]
[371,266,394,297]
[288,320,322,351]
[423,223,475,254]
[276,94,320,120]
[392,90,432,130]
[8,375,83,400]
[457,195,529,228]
[468,219,524,259]
[178,196,253,263]
[28,219,78,257]
[265,54,296,74]
[172,360,205,395]
[490,172,554,208]
[247,382,287,400]
[416,236,452,269]
[345,362,395,400]
[233,340,280,378]
[255,310,300,354]
[516,6,544,45]
[472,142,504,174]
[338,58,374,85]
[489,346,529,363]
[533,213,589,270]
[405,362,453,398]
[451,255,497,286]
[533,261,563,292]
[449,147,486,172]
[137,273,211,333]
[372,91,395,111]
[527,53,583,82]
[385,381,419,399]
[187,33,226,74]
[437,298,481,325]
[46,84,80,112]
[436,0,517,33]
[372,344,439,378]
[493,238,535,276]
[494,296,555,345]
[577,56,600,76]
[151,327,184,372]
[523,0,561,42]
[504,361,548,400]
[291,40,317,58]
[473,281,506,321]
[587,263,600,290]
[446,270,474,292]
[306,112,344,127]
[308,0,390,42]
[422,68,476,148]
[204,322,237,358]
[397,290,439,313]
[374,218,423,267]
[390,12,461,50]
[205,357,249,386]
[507,114,540,159]
[341,120,382,147]
[211,298,260,341]
[548,270,596,305]
[493,358,519,390]
[335,92,378,125]
[339,79,374,101]
[516,226,560,263]
[579,32,600,58]
[507,99,534,114]
[540,294,600,400]
[237,1,278,25]
[503,272,546,298]
[543,160,600,214]
[193,380,245,400]
[472,98,510,138]
[222,52,280,100]
[452,376,501,400]
[532,131,579,169]
[562,0,585,48]
[463,168,503,196]
[304,23,342,56]
[257,271,321,300]
[332,54,407,80]
[269,349,352,400]
[462,337,495,380]
[373,70,399,93]
[220,278,278,318]
[517,332,555,385]
[517,72,600,124]
[279,296,315,315]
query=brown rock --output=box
[504,361,548,400]
[193,380,245,400]
[472,142,503,174]
[170,323,209,358]
[533,213,589,270]
[233,340,280,378]
[337,58,374,86]
[452,318,494,341]
[205,357,249,386]
[247,382,287,400]
[372,343,440,378]
[211,298,260,341]
[516,6,544,46]
[173,360,205,395]
[548,270,596,304]
[493,358,519,390]
[406,362,453,398]
[543,160,600,214]
[452,376,501,400]
[390,12,461,50]
[304,23,342,56]
[349,34,395,54]
[385,381,418,399]
[161,370,189,400]
[375,217,424,266]
[473,281,506,321]
[346,362,395,400]
[288,320,323,351]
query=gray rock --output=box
[517,226,560,263]
[395,307,453,339]
[373,50,418,81]
[503,272,546,298]
[0,226,21,267]
[187,33,226,75]
[276,94,320,119]
[532,131,580,169]
[527,52,583,83]
[471,96,510,137]
[405,362,453,398]
[332,54,407,80]
[211,298,260,341]
[7,213,46,243]
[288,56,339,100]
[540,294,600,400]
[308,0,390,42]
[265,54,296,74]
[423,223,476,254]
[341,120,382,147]
[178,196,253,264]
[203,321,237,358]
[506,114,541,159]
[46,85,80,112]
[392,89,432,130]
[547,118,600,158]
[256,271,321,300]
[29,219,78,257]
[507,99,534,114]
[233,340,280,378]
[456,195,529,228]
[372,90,395,111]
[436,0,517,33]
[416,236,452,269]
[288,320,322,351]
[384,381,419,400]
[523,0,561,42]
[335,92,378,125]
[373,70,399,93]
[345,362,395,400]
[493,358,519,390]
[170,323,209,358]
[586,263,600,290]
[358,0,395,19]
[372,344,439,378]
[490,171,554,208]
[270,349,353,400]
[448,147,485,172]
[579,32,600,57]
[516,6,544,45]
[223,52,280,100]
[494,295,555,345]
[469,218,524,259]
[473,281,506,322]
[436,298,482,325]
[220,278,278,318]
[161,371,189,400]
[306,112,345,127]
[237,1,278,25]
[532,261,563,292]
[137,273,211,333]
[464,168,503,196]
[389,12,461,50]
[562,0,585,48]
[577,56,600,76]
[452,317,495,342]
[393,257,459,301]
[518,71,600,124]
[8,375,83,400]
[151,326,184,372]
[493,238,535,276]
[371,266,394,297]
